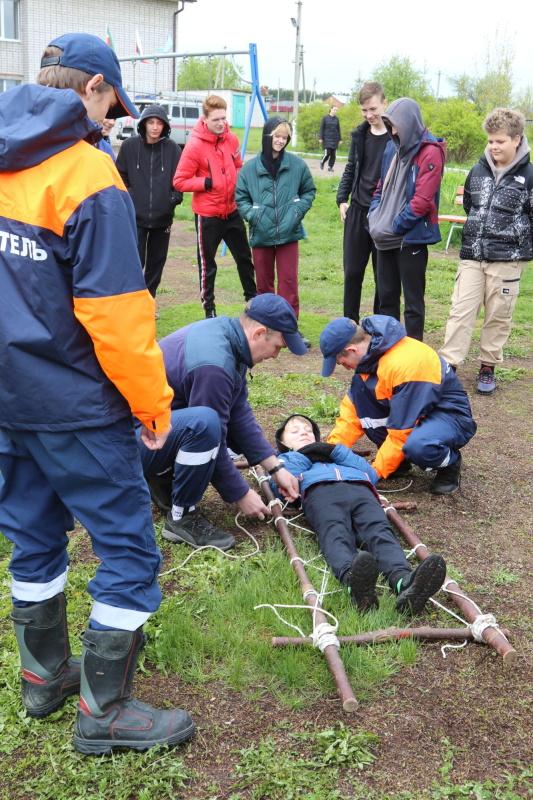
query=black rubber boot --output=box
[74,627,195,755]
[396,554,446,615]
[346,551,380,613]
[10,593,81,718]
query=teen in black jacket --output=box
[319,106,342,171]
[116,104,182,297]
[335,83,389,322]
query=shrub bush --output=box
[421,99,485,163]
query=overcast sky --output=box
[175,0,531,100]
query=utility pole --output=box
[291,1,302,146]
[214,49,226,89]
[300,45,306,104]
[436,70,441,102]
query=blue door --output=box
[232,94,246,128]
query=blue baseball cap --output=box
[43,33,138,120]
[245,294,307,355]
[319,317,357,376]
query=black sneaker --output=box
[162,510,235,550]
[146,472,173,514]
[430,452,461,495]
[319,161,324,170]
[382,459,412,480]
[347,552,379,613]
[477,365,495,394]
[396,554,446,615]
[298,330,311,348]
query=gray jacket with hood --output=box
[368,98,446,250]
[116,103,182,228]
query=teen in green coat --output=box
[236,118,315,338]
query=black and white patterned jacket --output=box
[460,150,533,263]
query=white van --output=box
[115,95,204,147]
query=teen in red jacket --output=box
[173,95,256,317]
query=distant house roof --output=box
[323,94,349,108]
[270,102,294,112]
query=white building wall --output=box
[0,0,180,93]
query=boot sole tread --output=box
[396,557,446,615]
[349,553,380,613]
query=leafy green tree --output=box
[176,56,246,91]
[294,102,328,150]
[421,99,486,164]
[295,101,366,152]
[448,29,514,112]
[371,55,433,103]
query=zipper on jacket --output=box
[478,168,495,262]
[273,178,280,242]
[149,147,154,224]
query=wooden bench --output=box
[438,186,466,250]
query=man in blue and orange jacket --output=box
[320,315,477,495]
[0,33,193,754]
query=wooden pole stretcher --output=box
[380,498,517,666]
[257,467,359,712]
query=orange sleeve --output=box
[74,290,173,433]
[327,394,364,448]
[372,428,412,479]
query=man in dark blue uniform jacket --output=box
[139,294,305,550]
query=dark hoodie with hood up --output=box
[116,103,182,228]
[235,117,316,248]
[368,98,446,250]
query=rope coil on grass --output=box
[404,542,427,558]
[469,613,504,642]
[311,622,340,653]
[268,497,283,511]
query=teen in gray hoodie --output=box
[368,98,446,340]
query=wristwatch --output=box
[268,464,283,476]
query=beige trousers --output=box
[439,259,525,367]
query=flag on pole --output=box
[105,24,115,51]
[135,27,149,64]
[161,32,173,53]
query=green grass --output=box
[152,533,419,707]
[230,725,378,799]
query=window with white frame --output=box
[0,77,20,92]
[0,1,19,40]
